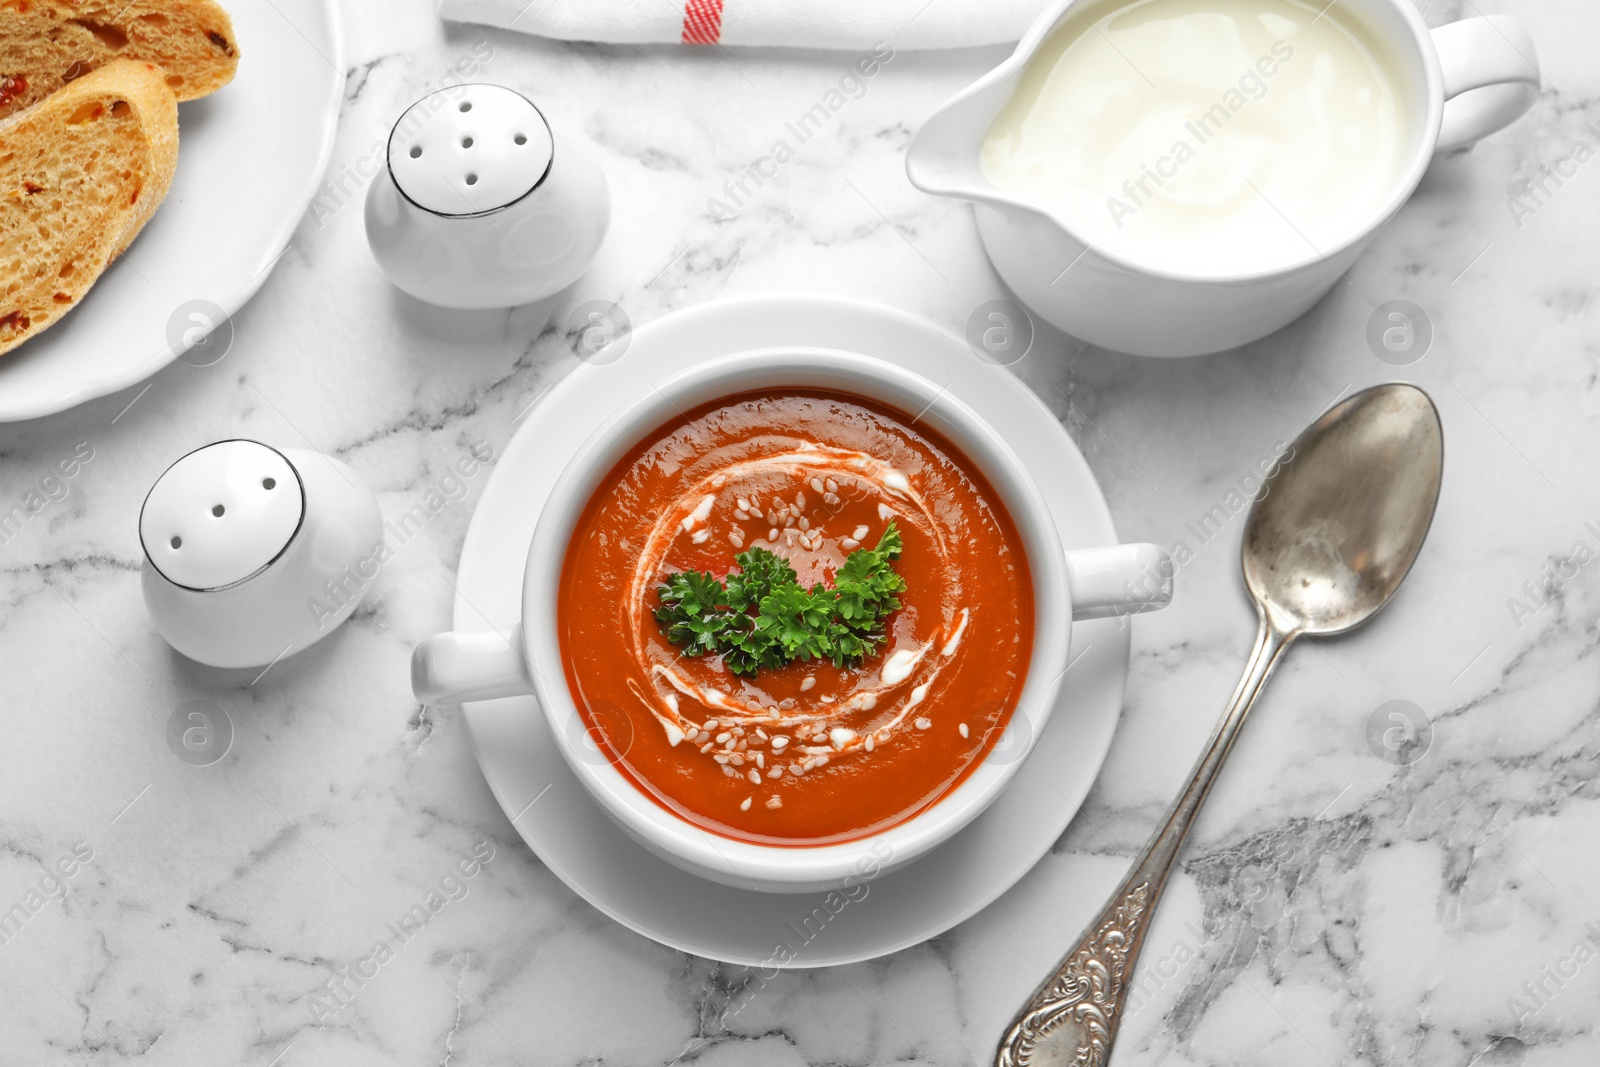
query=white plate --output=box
[0,0,344,422]
[454,295,1131,967]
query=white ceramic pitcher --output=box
[906,0,1540,357]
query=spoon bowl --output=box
[1244,383,1444,636]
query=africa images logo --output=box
[167,300,234,366]
[1365,700,1432,767]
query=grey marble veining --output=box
[1,0,1597,1064]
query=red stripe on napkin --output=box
[681,0,723,44]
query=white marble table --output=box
[2,1,1597,1064]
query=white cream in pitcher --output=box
[980,0,1409,275]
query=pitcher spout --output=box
[906,56,1071,240]
[906,78,1012,207]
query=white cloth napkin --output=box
[438,0,1055,50]
[438,0,1465,51]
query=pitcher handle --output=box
[1432,16,1541,153]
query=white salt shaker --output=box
[364,84,610,308]
[140,440,384,669]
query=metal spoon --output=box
[995,382,1444,1067]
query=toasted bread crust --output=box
[0,0,238,120]
[0,58,178,355]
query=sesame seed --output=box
[766,796,782,809]
[800,677,815,692]
[824,492,839,506]
[788,763,803,775]
[814,754,829,767]
[810,477,824,493]
[730,753,744,766]
[915,717,932,730]
[700,742,714,754]
[714,754,729,764]
[747,769,760,784]
[852,525,869,540]
[799,517,810,530]
[771,736,789,750]
[783,514,795,528]
[741,796,752,811]
[715,732,731,744]
[768,527,778,541]
[722,765,736,777]
[754,728,768,740]
[825,478,838,493]
[864,735,875,752]
[959,723,969,738]
[840,538,859,550]
[768,767,782,778]
[705,719,719,730]
[737,497,751,511]
[796,492,807,510]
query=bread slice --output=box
[0,0,238,121]
[0,58,178,356]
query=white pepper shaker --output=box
[364,84,610,308]
[140,440,384,669]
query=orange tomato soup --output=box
[558,392,1033,845]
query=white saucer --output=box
[0,0,343,421]
[453,295,1131,967]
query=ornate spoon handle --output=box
[995,613,1294,1067]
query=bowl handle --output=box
[1065,543,1173,622]
[412,625,534,705]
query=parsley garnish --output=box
[654,522,906,677]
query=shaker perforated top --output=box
[140,441,304,591]
[387,85,555,216]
